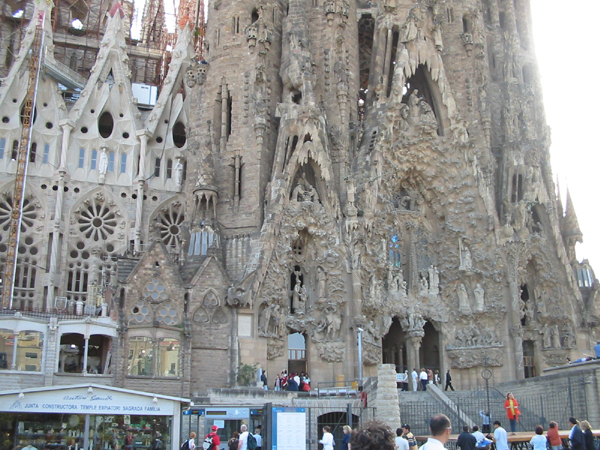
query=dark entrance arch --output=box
[382,317,408,372]
[420,321,441,373]
[317,412,359,447]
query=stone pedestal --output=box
[374,364,401,430]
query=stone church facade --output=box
[0,0,597,397]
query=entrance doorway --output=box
[420,321,441,373]
[382,317,407,372]
[523,340,536,378]
[288,333,306,374]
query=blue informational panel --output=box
[272,407,306,450]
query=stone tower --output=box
[0,0,597,396]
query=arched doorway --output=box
[317,412,359,447]
[420,321,441,373]
[288,332,306,374]
[382,317,407,372]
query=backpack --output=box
[203,435,215,450]
[247,433,257,450]
[181,441,190,450]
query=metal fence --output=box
[401,375,590,436]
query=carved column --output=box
[45,119,74,311]
[506,243,525,380]
[134,130,151,252]
[407,332,424,373]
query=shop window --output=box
[128,336,155,376]
[0,329,15,370]
[157,338,179,376]
[15,331,43,371]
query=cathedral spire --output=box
[562,188,583,261]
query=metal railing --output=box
[400,375,590,436]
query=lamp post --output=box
[358,327,364,383]
[482,354,492,428]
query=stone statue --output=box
[551,325,561,349]
[428,265,439,295]
[297,285,307,314]
[316,266,327,302]
[98,147,108,174]
[325,307,342,339]
[474,284,485,312]
[458,284,470,314]
[419,275,428,296]
[460,245,473,271]
[562,326,576,348]
[174,158,184,186]
[258,303,274,337]
[291,174,319,203]
[401,8,419,43]
[291,284,300,312]
[185,67,197,88]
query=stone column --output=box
[374,364,402,430]
[134,130,150,252]
[407,332,424,373]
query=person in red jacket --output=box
[204,425,221,450]
[504,393,521,434]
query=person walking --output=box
[402,424,417,450]
[342,425,352,450]
[204,426,220,450]
[319,426,334,450]
[419,368,428,391]
[547,422,562,450]
[457,426,476,450]
[504,393,521,434]
[445,370,455,391]
[238,425,249,450]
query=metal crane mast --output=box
[2,12,45,309]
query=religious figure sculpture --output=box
[458,284,470,314]
[174,158,184,187]
[98,147,108,174]
[474,284,485,312]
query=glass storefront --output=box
[0,413,171,450]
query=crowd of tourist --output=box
[272,370,311,391]
[314,414,597,450]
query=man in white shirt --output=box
[490,421,508,450]
[253,428,262,450]
[411,369,419,391]
[418,414,452,450]
[396,428,409,450]
[419,368,428,391]
[238,424,249,450]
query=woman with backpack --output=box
[228,433,239,450]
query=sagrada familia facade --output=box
[0,0,597,397]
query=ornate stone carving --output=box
[447,347,504,369]
[316,342,346,362]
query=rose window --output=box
[155,203,184,248]
[78,201,117,241]
[129,301,152,324]
[0,196,37,232]
[156,302,179,325]
[193,307,209,323]
[143,278,168,302]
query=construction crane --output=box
[2,12,45,309]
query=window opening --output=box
[166,158,173,178]
[0,138,5,159]
[78,148,85,168]
[98,111,114,138]
[120,153,127,173]
[172,121,186,148]
[358,16,375,92]
[386,28,400,97]
[11,140,18,160]
[523,340,536,378]
[29,142,36,163]
[108,151,115,172]
[154,158,161,177]
[91,149,97,169]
